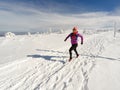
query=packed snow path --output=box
[0,31,119,90]
[88,33,120,90]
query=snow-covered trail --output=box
[0,31,119,90]
[88,33,120,90]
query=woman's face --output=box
[73,29,78,33]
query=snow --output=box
[5,32,16,38]
[0,30,120,90]
[88,33,120,90]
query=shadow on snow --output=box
[36,49,64,54]
[81,54,120,61]
[27,54,66,64]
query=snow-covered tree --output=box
[27,32,31,37]
[5,32,16,38]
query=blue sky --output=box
[0,0,120,32]
[1,0,120,13]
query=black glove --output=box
[81,42,83,45]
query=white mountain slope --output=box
[0,31,120,90]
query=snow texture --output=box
[0,31,120,90]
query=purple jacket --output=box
[65,33,83,45]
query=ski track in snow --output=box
[0,33,106,90]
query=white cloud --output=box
[0,2,120,32]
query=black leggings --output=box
[69,44,78,58]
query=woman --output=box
[64,27,83,62]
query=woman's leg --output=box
[69,45,74,59]
[74,44,79,56]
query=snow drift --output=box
[0,30,120,90]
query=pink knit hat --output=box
[73,27,78,31]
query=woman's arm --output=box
[64,33,71,41]
[78,34,83,44]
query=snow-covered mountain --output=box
[0,30,120,90]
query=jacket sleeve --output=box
[78,34,83,43]
[64,33,71,41]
